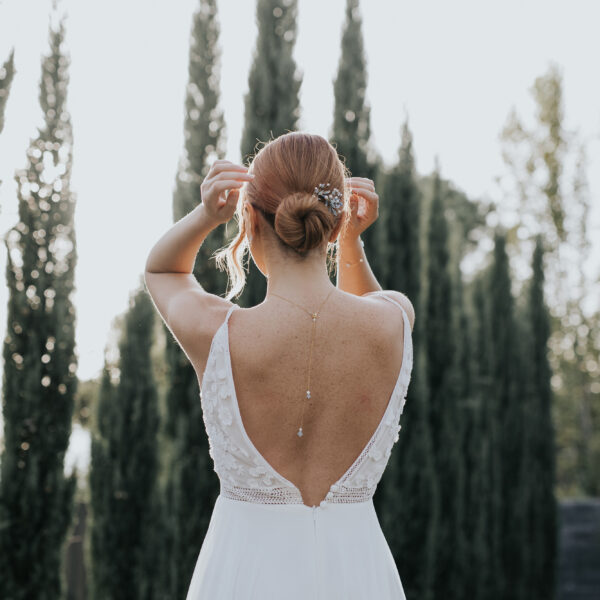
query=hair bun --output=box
[274,191,336,254]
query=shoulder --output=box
[360,290,415,333]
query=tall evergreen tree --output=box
[89,364,118,598]
[238,0,302,308]
[423,164,465,600]
[378,119,436,600]
[89,284,161,599]
[499,66,598,496]
[0,48,16,193]
[489,230,527,599]
[0,17,77,599]
[161,1,227,597]
[330,0,381,268]
[0,48,15,136]
[469,272,498,600]
[523,235,558,599]
[240,0,301,163]
[447,253,470,594]
[377,119,420,300]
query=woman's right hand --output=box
[340,177,379,242]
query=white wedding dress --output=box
[185,291,413,599]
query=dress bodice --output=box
[199,291,413,508]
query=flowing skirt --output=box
[185,494,406,599]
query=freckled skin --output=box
[191,292,410,506]
[359,394,372,408]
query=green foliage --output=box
[0,18,77,599]
[498,65,598,501]
[89,285,161,599]
[521,235,559,598]
[0,48,15,137]
[161,1,228,596]
[469,272,500,599]
[377,120,421,299]
[240,0,302,164]
[330,0,381,267]
[378,119,436,600]
[489,232,528,599]
[423,167,466,600]
[237,0,303,309]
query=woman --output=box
[145,132,415,598]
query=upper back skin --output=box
[190,291,412,507]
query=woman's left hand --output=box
[200,160,254,226]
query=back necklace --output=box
[268,288,335,438]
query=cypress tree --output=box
[0,16,78,600]
[447,254,469,594]
[89,284,161,599]
[238,0,302,308]
[470,273,498,600]
[240,0,301,163]
[330,0,381,269]
[89,365,118,598]
[161,1,227,597]
[378,119,436,600]
[0,48,15,137]
[423,164,465,600]
[488,230,527,598]
[523,235,558,598]
[377,119,420,300]
[0,48,16,194]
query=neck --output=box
[264,254,336,301]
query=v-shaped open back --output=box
[199,292,413,508]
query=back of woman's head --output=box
[214,132,350,300]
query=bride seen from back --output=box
[144,131,415,599]
[146,131,414,507]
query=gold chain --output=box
[268,288,335,438]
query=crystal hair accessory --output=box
[313,183,343,217]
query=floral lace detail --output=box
[199,296,413,506]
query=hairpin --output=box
[313,182,343,217]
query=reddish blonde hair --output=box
[214,132,351,301]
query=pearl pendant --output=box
[306,390,311,398]
[297,427,303,437]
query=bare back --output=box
[193,292,409,507]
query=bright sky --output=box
[1,0,599,387]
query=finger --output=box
[206,170,252,188]
[347,176,374,184]
[346,179,374,192]
[223,188,240,206]
[211,170,254,181]
[210,179,247,194]
[208,162,249,178]
[349,186,378,201]
[359,190,379,202]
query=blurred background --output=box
[0,0,598,598]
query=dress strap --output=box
[224,303,238,325]
[370,292,405,311]
[365,291,412,335]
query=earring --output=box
[248,232,253,242]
